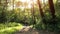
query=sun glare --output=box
[8,0,48,10]
[20,0,27,2]
[19,0,36,3]
[19,0,34,9]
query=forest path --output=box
[14,26,39,34]
[14,26,56,34]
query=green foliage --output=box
[0,22,23,34]
[34,16,60,32]
[0,0,60,32]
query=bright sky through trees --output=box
[8,0,49,10]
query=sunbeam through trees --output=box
[0,0,60,34]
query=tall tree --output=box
[48,0,56,19]
[37,0,48,24]
[37,0,44,18]
[13,0,14,10]
[0,0,1,4]
[31,0,36,25]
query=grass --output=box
[0,22,23,34]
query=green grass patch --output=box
[0,22,23,34]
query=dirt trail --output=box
[14,26,59,34]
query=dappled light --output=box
[0,0,60,34]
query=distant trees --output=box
[0,0,58,24]
[0,0,8,22]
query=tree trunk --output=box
[31,0,36,25]
[37,0,44,18]
[13,0,14,10]
[0,0,1,5]
[37,0,48,24]
[48,0,56,19]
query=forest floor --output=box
[14,26,59,34]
